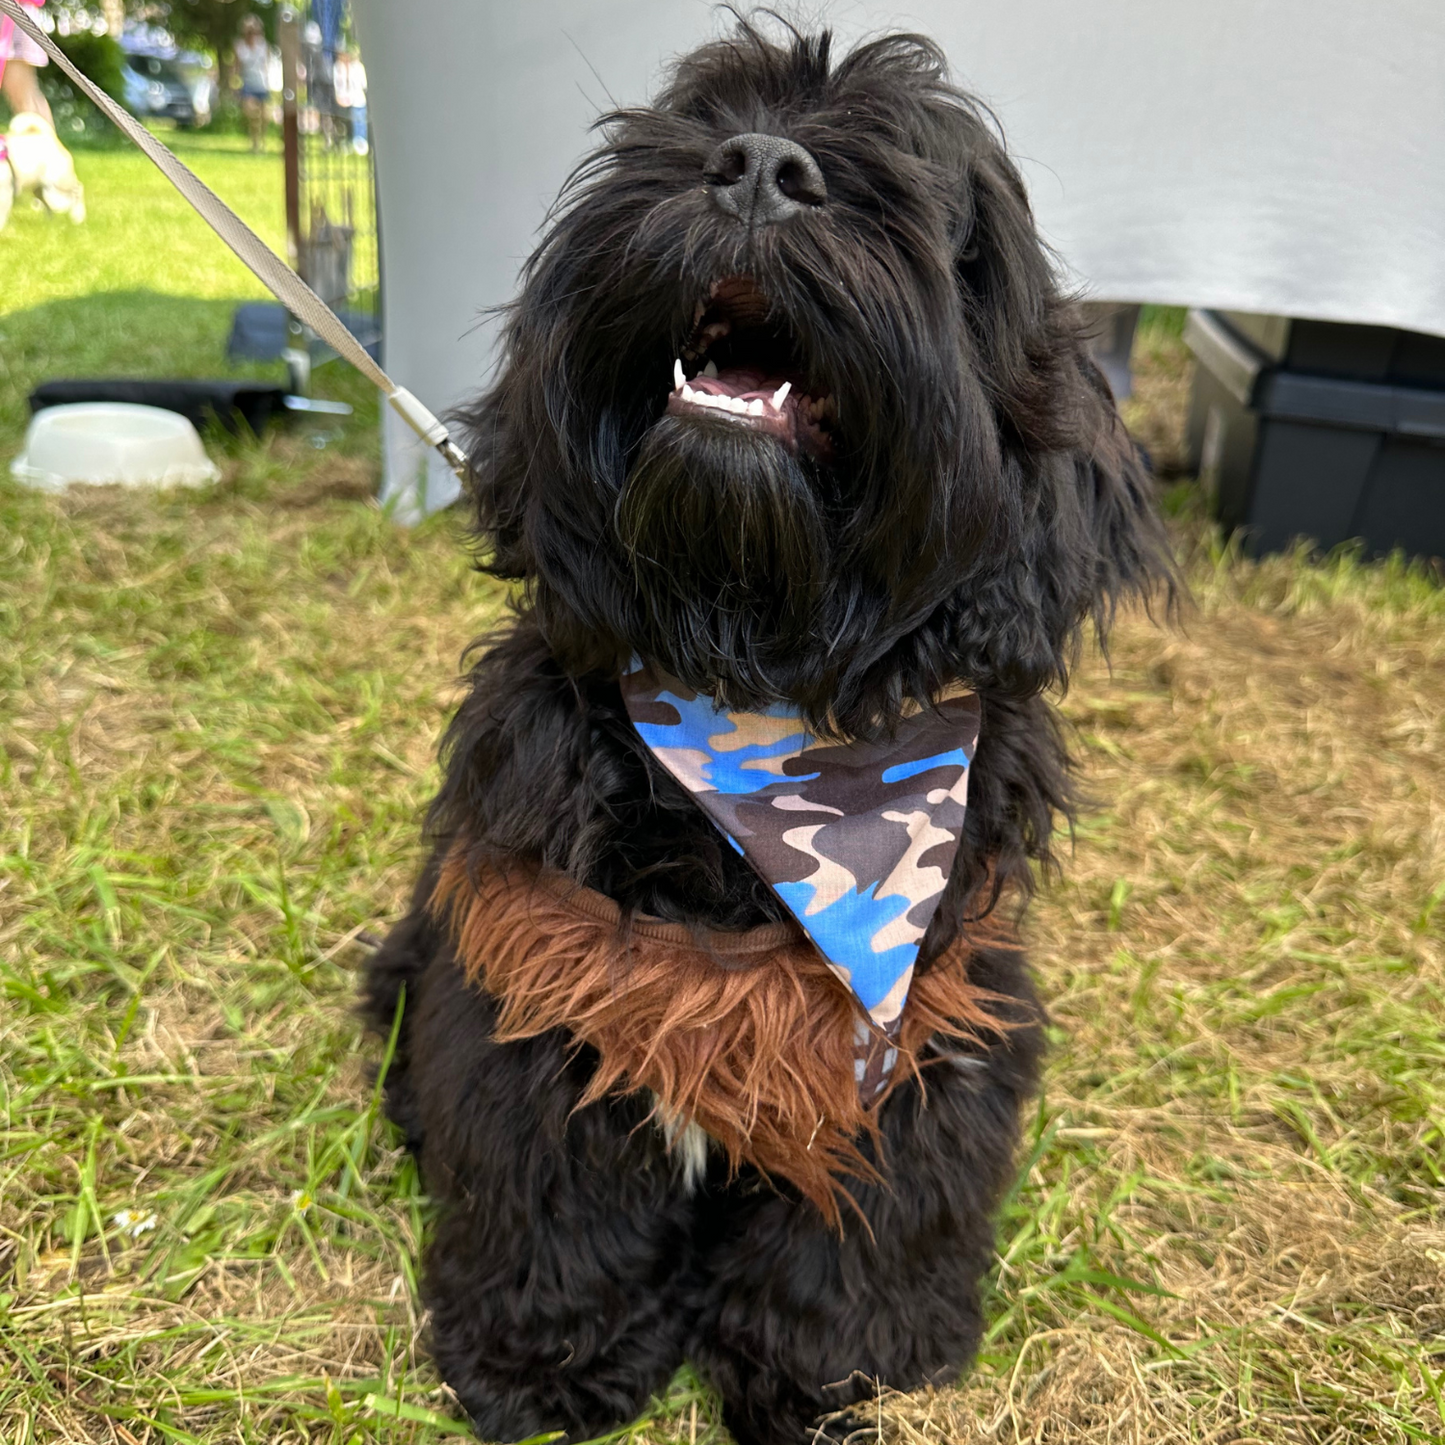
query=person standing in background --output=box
[332,47,367,155]
[233,14,270,154]
[0,0,54,127]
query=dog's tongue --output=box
[687,366,791,403]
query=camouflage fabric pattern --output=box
[621,659,980,1099]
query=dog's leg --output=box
[361,868,446,1154]
[390,945,697,1443]
[690,945,1043,1445]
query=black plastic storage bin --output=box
[1184,310,1445,559]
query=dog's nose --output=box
[703,133,826,225]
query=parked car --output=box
[122,54,199,127]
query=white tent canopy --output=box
[351,0,1445,516]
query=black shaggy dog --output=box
[364,22,1171,1445]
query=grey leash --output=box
[0,0,469,481]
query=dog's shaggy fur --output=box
[363,22,1171,1444]
[430,856,1024,1229]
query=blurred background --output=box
[2,6,1443,1444]
[2,0,381,497]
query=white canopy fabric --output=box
[351,0,1445,517]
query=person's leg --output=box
[2,58,54,128]
[241,94,263,152]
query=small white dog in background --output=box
[0,112,86,229]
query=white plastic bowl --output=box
[10,402,221,491]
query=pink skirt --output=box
[1,4,48,69]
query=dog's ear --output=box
[453,371,533,581]
[454,275,589,586]
[945,130,1177,694]
[953,140,1061,422]
[1067,354,1180,641]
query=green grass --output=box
[3,129,287,309]
[0,128,376,463]
[0,466,501,1442]
[2,140,1443,1444]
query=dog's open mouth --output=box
[667,276,836,456]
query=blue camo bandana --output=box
[620,660,981,1099]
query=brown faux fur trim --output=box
[431,855,1021,1228]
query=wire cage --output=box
[282,0,379,361]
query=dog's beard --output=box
[616,414,831,701]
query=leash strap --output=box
[0,0,468,481]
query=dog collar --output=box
[621,659,980,1099]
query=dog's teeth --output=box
[682,386,772,421]
[703,361,719,379]
[772,382,791,409]
[673,358,685,390]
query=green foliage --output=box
[17,28,128,142]
[160,0,279,59]
[56,27,127,99]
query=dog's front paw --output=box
[454,1382,558,1444]
[444,1360,653,1445]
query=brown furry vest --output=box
[432,856,1017,1227]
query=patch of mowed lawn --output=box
[0,128,376,463]
[1,141,1443,1439]
[4,476,1443,1445]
